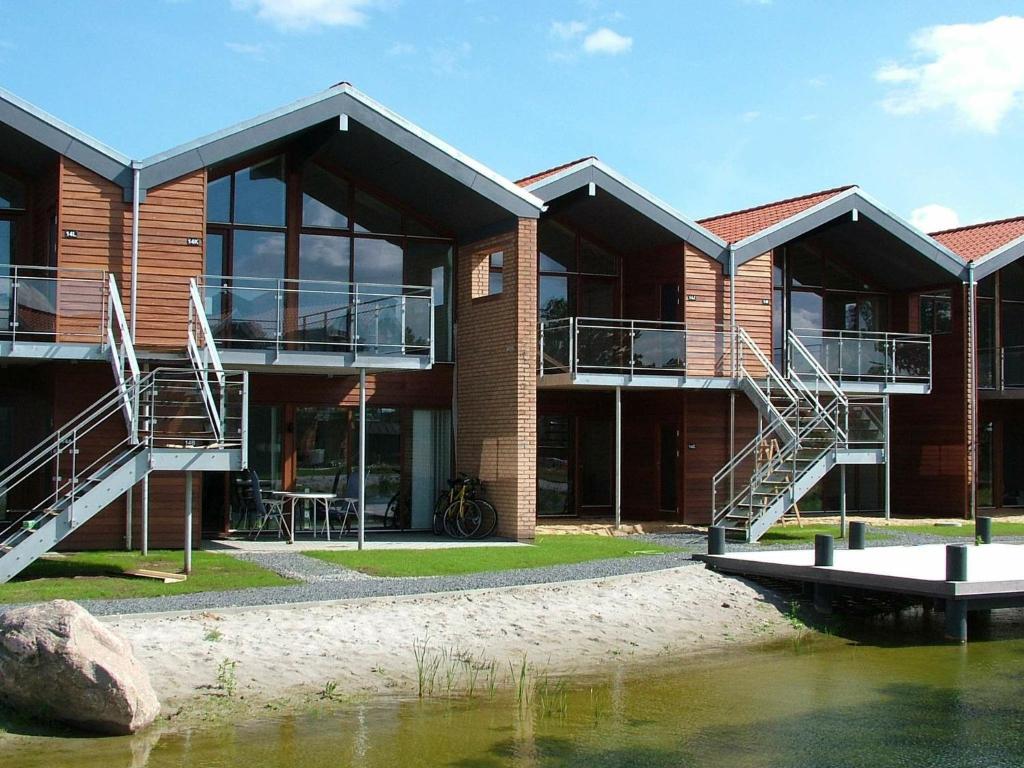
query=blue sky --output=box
[2,1,1023,231]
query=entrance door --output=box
[579,418,612,512]
[538,415,573,516]
[659,423,678,513]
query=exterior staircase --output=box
[712,328,850,542]
[0,278,247,583]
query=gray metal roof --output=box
[0,86,131,186]
[136,83,543,218]
[525,158,729,262]
[972,233,1024,280]
[730,187,969,280]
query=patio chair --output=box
[246,470,288,540]
[327,469,362,535]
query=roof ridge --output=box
[697,184,857,224]
[515,155,598,186]
[930,214,1024,237]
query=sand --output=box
[104,566,795,708]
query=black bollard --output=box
[708,525,726,556]
[976,516,993,545]
[946,544,968,582]
[849,521,867,550]
[814,534,834,567]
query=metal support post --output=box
[615,386,622,530]
[839,464,847,538]
[125,491,133,551]
[141,475,150,556]
[184,471,193,575]
[358,368,367,551]
[883,395,891,520]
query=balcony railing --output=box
[200,276,433,359]
[0,266,108,345]
[979,345,1024,390]
[790,329,931,388]
[538,317,733,379]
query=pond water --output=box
[6,610,1024,767]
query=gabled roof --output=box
[136,82,543,218]
[698,185,967,279]
[933,216,1024,279]
[699,185,855,243]
[521,156,728,262]
[0,86,132,187]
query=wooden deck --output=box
[696,543,1024,643]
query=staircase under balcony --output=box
[0,279,247,583]
[712,329,888,542]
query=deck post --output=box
[946,544,968,582]
[708,525,726,555]
[814,534,834,566]
[358,368,366,551]
[615,386,622,530]
[839,464,847,538]
[976,516,993,545]
[813,583,834,615]
[849,521,866,550]
[944,600,968,643]
[141,475,149,556]
[184,471,193,575]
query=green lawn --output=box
[0,550,295,604]
[759,524,885,544]
[879,522,1024,538]
[306,534,683,577]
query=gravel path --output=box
[82,549,698,617]
[30,527,1024,618]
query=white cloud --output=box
[806,75,827,88]
[232,0,379,31]
[910,204,960,233]
[387,42,415,56]
[430,41,472,76]
[551,20,587,40]
[225,41,267,56]
[583,27,632,55]
[741,110,761,122]
[876,16,1024,133]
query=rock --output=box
[0,599,160,734]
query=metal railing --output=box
[538,317,733,378]
[0,265,108,345]
[199,275,433,359]
[790,328,931,387]
[979,345,1024,390]
[0,367,247,544]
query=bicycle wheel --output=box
[443,498,477,539]
[432,493,449,536]
[467,498,497,539]
[454,499,486,539]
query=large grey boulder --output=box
[0,599,160,734]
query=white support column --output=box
[883,395,891,521]
[141,475,150,556]
[615,386,622,530]
[358,368,367,551]
[125,491,132,551]
[184,472,193,574]
[840,464,847,537]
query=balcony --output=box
[200,276,434,371]
[0,266,109,361]
[790,329,932,394]
[538,317,734,389]
[979,346,1024,394]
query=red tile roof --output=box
[515,156,597,188]
[931,217,1024,262]
[698,185,856,243]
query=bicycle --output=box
[432,474,498,539]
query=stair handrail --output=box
[787,331,848,443]
[188,278,226,443]
[106,275,141,440]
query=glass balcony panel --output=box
[847,402,885,446]
[978,348,996,389]
[1005,346,1024,388]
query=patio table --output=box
[272,491,336,544]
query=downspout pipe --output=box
[130,163,141,340]
[728,245,737,378]
[967,262,977,520]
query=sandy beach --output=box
[104,565,795,708]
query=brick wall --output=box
[455,219,538,541]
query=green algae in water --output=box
[5,615,1024,768]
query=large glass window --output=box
[538,415,573,517]
[207,158,455,359]
[0,170,26,210]
[537,221,620,321]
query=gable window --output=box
[919,292,952,335]
[488,251,504,294]
[537,220,620,322]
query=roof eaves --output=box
[972,231,1024,280]
[137,83,543,215]
[0,85,132,184]
[526,158,729,261]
